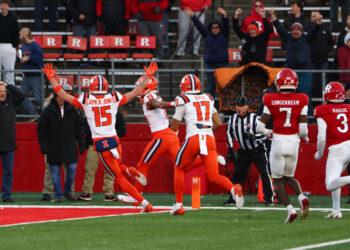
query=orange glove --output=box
[42,63,58,80]
[143,61,158,77]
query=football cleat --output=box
[299,197,309,220]
[127,167,147,186]
[170,203,185,216]
[285,209,298,223]
[325,210,342,219]
[142,203,153,213]
[217,154,226,165]
[232,184,244,209]
[117,194,140,206]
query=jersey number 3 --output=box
[92,106,112,127]
[337,113,348,133]
[193,101,210,121]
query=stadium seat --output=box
[54,75,74,87]
[132,36,156,59]
[228,48,274,63]
[41,35,62,59]
[88,36,109,59]
[77,75,94,89]
[64,36,87,60]
[108,36,130,59]
[32,35,42,47]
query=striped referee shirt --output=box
[227,112,266,151]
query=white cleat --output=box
[217,155,226,165]
[325,210,342,219]
[231,184,244,209]
[285,209,298,223]
[117,194,140,206]
[127,167,147,186]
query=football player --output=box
[170,74,244,215]
[314,82,350,219]
[257,68,310,223]
[42,62,157,213]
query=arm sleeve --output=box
[226,116,234,149]
[119,95,127,106]
[7,84,25,105]
[272,20,289,43]
[192,15,208,37]
[72,97,83,109]
[306,24,320,42]
[299,122,308,139]
[300,105,308,115]
[316,117,327,157]
[36,111,49,153]
[232,18,245,39]
[172,105,185,121]
[262,18,272,41]
[28,43,44,64]
[222,16,230,38]
[115,111,127,137]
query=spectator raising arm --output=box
[269,9,288,43]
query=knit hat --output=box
[291,22,303,32]
[344,33,350,46]
[62,84,73,93]
[248,23,260,35]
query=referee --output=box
[225,96,274,206]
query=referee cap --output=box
[236,96,248,106]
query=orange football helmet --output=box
[136,75,158,96]
[180,74,201,94]
[89,75,108,94]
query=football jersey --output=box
[263,93,308,135]
[76,91,123,139]
[314,103,350,147]
[174,93,215,138]
[141,93,169,133]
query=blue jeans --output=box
[1,151,14,200]
[50,163,77,199]
[330,0,349,32]
[34,0,58,31]
[21,75,42,115]
[206,62,227,99]
[296,72,313,116]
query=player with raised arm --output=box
[42,62,157,213]
[314,82,350,219]
[256,68,310,223]
[170,74,244,215]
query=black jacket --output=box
[68,0,97,27]
[0,12,19,48]
[233,17,271,65]
[37,97,85,165]
[100,0,126,22]
[306,24,333,64]
[0,85,25,152]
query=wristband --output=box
[54,85,62,93]
[167,101,175,108]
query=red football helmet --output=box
[89,75,108,94]
[275,68,298,91]
[136,75,158,96]
[180,74,201,94]
[323,81,345,104]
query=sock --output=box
[331,188,341,211]
[298,193,306,202]
[176,202,183,208]
[141,199,149,207]
[286,204,293,212]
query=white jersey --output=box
[141,93,169,133]
[77,91,123,139]
[173,93,215,138]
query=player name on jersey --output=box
[271,100,300,105]
[332,108,348,113]
[86,96,117,106]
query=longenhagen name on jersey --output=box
[227,112,265,151]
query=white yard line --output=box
[285,238,350,250]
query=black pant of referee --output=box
[233,145,274,205]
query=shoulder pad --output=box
[175,95,190,106]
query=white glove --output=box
[303,136,309,144]
[314,152,322,160]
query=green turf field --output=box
[2,192,350,250]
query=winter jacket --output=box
[283,12,310,31]
[96,0,131,21]
[21,41,44,76]
[191,15,229,64]
[37,97,85,165]
[0,85,25,152]
[0,12,19,48]
[68,0,98,27]
[131,0,168,21]
[338,45,350,83]
[305,24,333,64]
[274,19,320,69]
[233,17,271,65]
[179,0,211,11]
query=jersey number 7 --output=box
[193,101,210,121]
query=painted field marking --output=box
[285,238,350,250]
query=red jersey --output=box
[314,103,350,147]
[263,93,309,135]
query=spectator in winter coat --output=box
[270,8,321,115]
[18,27,44,118]
[0,81,25,203]
[96,0,131,35]
[239,0,276,41]
[131,0,168,59]
[283,0,310,32]
[334,14,350,69]
[306,11,333,99]
[338,34,350,86]
[37,86,85,203]
[233,7,271,65]
[184,7,229,99]
[175,0,211,57]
